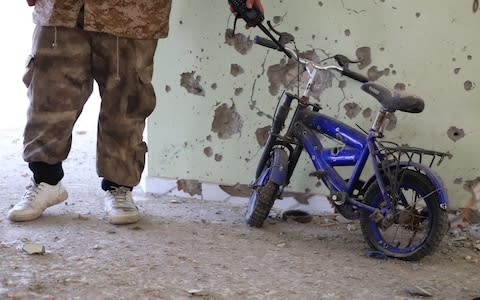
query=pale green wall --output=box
[148,0,480,208]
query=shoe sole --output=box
[108,214,141,225]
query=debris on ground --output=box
[404,285,433,297]
[22,243,45,255]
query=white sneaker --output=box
[104,187,140,225]
[8,178,68,222]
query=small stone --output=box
[465,255,472,261]
[470,223,480,239]
[404,285,432,297]
[276,243,286,248]
[187,289,209,296]
[347,224,357,231]
[22,243,45,255]
[93,245,101,250]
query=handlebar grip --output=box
[254,36,280,50]
[341,69,369,83]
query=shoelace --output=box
[22,182,42,204]
[108,187,134,209]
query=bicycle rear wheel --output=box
[360,169,448,260]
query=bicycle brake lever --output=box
[334,54,360,69]
[267,20,294,46]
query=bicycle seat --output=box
[361,83,425,113]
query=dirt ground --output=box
[1,128,480,300]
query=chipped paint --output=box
[255,126,271,147]
[367,66,385,81]
[267,50,333,99]
[384,113,397,131]
[356,47,371,69]
[464,80,475,91]
[234,87,244,96]
[219,183,251,197]
[177,179,202,197]
[230,64,244,77]
[225,29,253,55]
[180,71,205,96]
[214,153,223,162]
[211,103,244,139]
[344,102,362,119]
[447,126,465,142]
[394,83,406,91]
[362,108,372,118]
[203,147,213,157]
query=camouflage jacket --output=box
[32,0,172,39]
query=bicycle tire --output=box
[360,169,448,260]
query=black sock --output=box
[29,162,64,185]
[101,179,133,191]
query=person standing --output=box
[8,0,264,225]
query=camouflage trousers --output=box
[23,25,158,187]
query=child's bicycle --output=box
[233,11,451,260]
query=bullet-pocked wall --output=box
[148,0,479,209]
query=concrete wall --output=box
[147,0,480,209]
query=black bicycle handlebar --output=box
[342,69,369,83]
[254,34,368,83]
[254,36,279,50]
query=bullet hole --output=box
[273,16,283,24]
[415,12,421,18]
[267,50,334,99]
[362,107,372,118]
[454,68,461,75]
[394,83,406,91]
[230,64,245,77]
[447,126,465,142]
[219,184,251,197]
[179,20,183,25]
[464,80,475,91]
[344,102,362,119]
[255,125,271,147]
[467,55,472,60]
[211,103,244,139]
[379,47,385,52]
[367,66,385,81]
[312,34,316,40]
[203,147,213,157]
[452,57,456,62]
[454,178,463,185]
[338,80,347,89]
[206,135,212,142]
[344,29,351,36]
[177,179,202,197]
[385,113,397,131]
[392,70,397,75]
[356,47,372,69]
[294,26,300,31]
[318,1,323,6]
[165,85,171,93]
[225,29,253,55]
[214,153,223,162]
[180,71,205,97]
[463,177,480,193]
[389,64,394,68]
[234,87,244,96]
